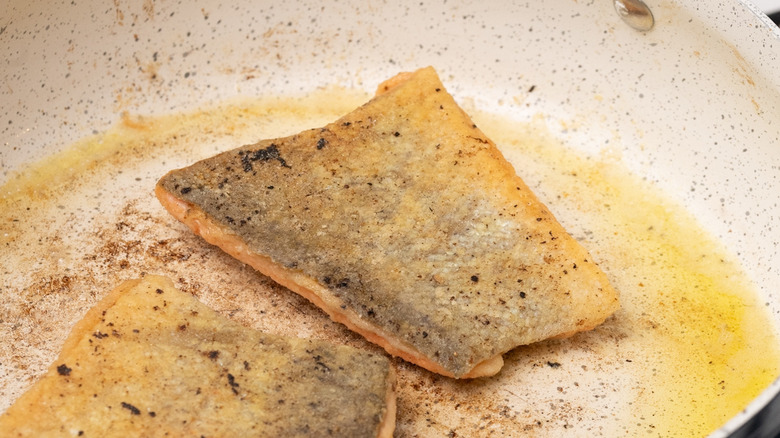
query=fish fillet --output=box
[0,275,396,437]
[155,67,619,378]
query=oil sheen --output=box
[1,89,778,437]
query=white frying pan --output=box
[2,1,780,436]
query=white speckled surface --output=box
[2,0,780,436]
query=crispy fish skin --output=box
[156,67,619,378]
[0,276,395,437]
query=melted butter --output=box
[1,89,778,437]
[478,113,780,435]
[1,92,367,204]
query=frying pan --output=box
[2,0,780,436]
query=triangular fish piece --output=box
[155,67,619,378]
[0,276,396,437]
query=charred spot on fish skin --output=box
[239,144,292,172]
[315,359,331,373]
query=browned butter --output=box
[1,89,778,437]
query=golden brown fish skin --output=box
[156,67,620,378]
[155,187,502,379]
[0,276,395,437]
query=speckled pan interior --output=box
[2,0,779,436]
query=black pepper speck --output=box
[121,402,141,415]
[56,364,72,376]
